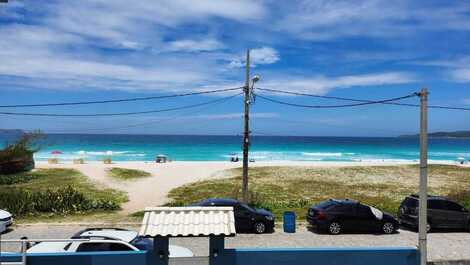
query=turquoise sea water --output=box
[1,134,470,162]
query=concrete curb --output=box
[429,260,470,265]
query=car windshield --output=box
[403,197,418,207]
[241,203,255,211]
[131,237,153,251]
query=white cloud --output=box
[450,69,470,83]
[167,39,223,52]
[273,0,470,40]
[193,112,280,120]
[262,72,417,95]
[44,0,266,49]
[0,0,270,92]
[229,47,280,67]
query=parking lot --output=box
[1,224,470,262]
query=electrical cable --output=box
[254,92,418,109]
[0,87,243,108]
[0,92,243,117]
[256,87,470,111]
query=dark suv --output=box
[398,194,470,232]
[307,199,399,234]
[194,198,275,233]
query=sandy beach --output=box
[35,160,461,214]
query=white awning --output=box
[139,207,236,237]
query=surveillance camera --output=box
[252,75,260,82]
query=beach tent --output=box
[156,154,168,163]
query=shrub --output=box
[0,185,121,216]
[0,173,37,185]
[0,131,43,174]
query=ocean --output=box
[1,134,470,162]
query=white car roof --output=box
[79,229,138,243]
[0,209,12,219]
[27,242,70,253]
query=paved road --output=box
[1,224,470,262]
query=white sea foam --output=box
[302,152,343,157]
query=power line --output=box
[0,92,243,117]
[42,92,241,133]
[254,92,418,108]
[256,87,470,111]
[0,87,243,108]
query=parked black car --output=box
[194,198,275,233]
[398,194,470,232]
[307,199,399,234]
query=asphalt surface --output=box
[1,224,470,262]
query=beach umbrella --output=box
[51,150,63,155]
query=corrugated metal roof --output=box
[139,207,236,237]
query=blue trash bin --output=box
[283,211,296,233]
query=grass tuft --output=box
[107,167,151,180]
[0,168,128,217]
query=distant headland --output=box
[399,131,470,138]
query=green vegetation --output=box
[0,168,128,217]
[0,131,42,174]
[167,165,470,220]
[107,167,151,180]
[400,130,470,138]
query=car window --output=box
[317,200,338,210]
[332,204,353,213]
[234,204,250,214]
[109,243,134,251]
[428,200,446,210]
[402,197,418,207]
[356,204,372,218]
[76,242,134,252]
[446,201,464,212]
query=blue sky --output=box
[1,0,470,136]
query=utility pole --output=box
[418,88,428,265]
[242,49,251,203]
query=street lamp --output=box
[252,75,260,84]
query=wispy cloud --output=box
[262,72,417,95]
[273,0,470,40]
[229,47,280,68]
[451,69,470,83]
[412,56,470,83]
[192,112,280,120]
[167,39,223,52]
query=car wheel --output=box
[254,222,266,234]
[328,221,342,235]
[382,222,395,234]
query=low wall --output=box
[0,251,148,265]
[214,247,419,265]
[1,247,419,265]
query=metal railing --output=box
[0,238,90,265]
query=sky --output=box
[1,0,470,137]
